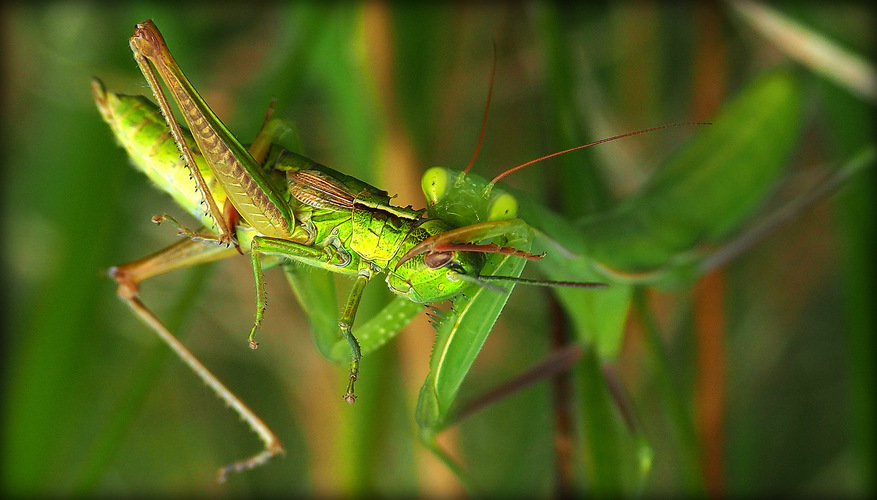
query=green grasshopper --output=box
[98,20,708,481]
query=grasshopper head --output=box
[387,219,486,304]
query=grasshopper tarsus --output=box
[216,441,285,483]
[152,213,241,249]
[344,367,358,405]
[248,322,260,349]
[151,214,192,235]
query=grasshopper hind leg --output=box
[110,238,284,480]
[120,293,285,482]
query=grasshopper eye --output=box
[423,251,454,269]
[487,192,517,220]
[422,167,452,206]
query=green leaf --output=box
[416,239,530,433]
[579,71,803,274]
[283,267,340,361]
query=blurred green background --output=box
[2,1,873,497]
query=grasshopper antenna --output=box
[453,272,607,291]
[462,41,497,175]
[488,122,710,188]
[477,275,608,289]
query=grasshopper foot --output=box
[152,214,238,247]
[248,326,260,350]
[216,439,285,483]
[343,369,358,404]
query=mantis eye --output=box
[487,192,517,220]
[423,251,453,269]
[421,167,452,206]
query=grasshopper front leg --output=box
[339,271,370,404]
[249,236,369,403]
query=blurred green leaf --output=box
[579,71,802,274]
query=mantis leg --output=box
[247,236,368,403]
[110,237,284,482]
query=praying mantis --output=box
[95,19,804,487]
